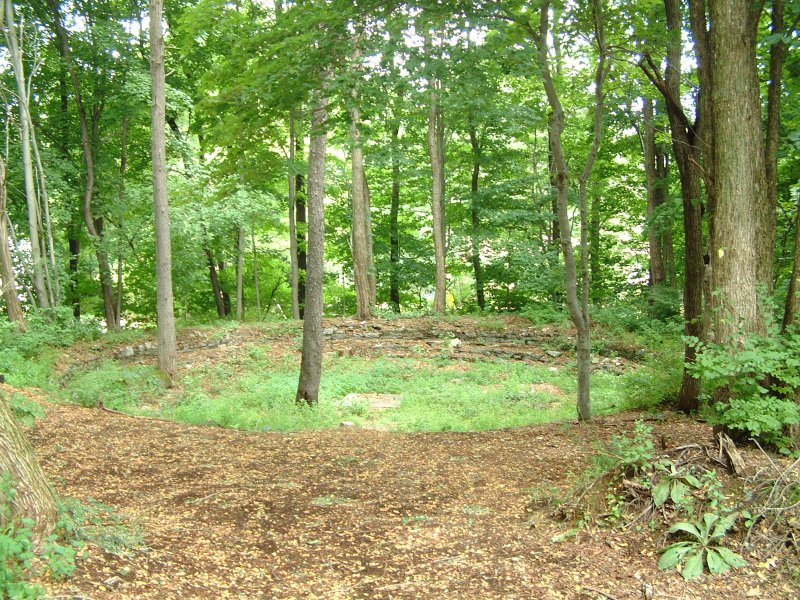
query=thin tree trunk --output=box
[589,194,601,302]
[390,123,401,312]
[425,30,447,314]
[640,96,666,287]
[0,390,57,548]
[150,0,177,385]
[531,0,605,421]
[4,1,48,307]
[47,0,117,328]
[251,226,262,320]
[296,138,307,319]
[288,110,300,320]
[205,246,225,318]
[468,117,485,311]
[219,261,232,317]
[116,114,129,322]
[236,225,244,321]
[0,156,26,331]
[68,225,80,319]
[296,85,329,405]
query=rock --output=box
[144,342,156,351]
[103,576,123,589]
[449,337,462,349]
[340,421,356,427]
[546,350,562,358]
[372,323,382,330]
[591,357,600,365]
[549,367,558,372]
[323,327,336,336]
[119,346,135,358]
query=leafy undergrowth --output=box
[50,316,682,433]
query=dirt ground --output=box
[10,318,800,598]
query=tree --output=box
[0,390,57,548]
[3,0,49,308]
[150,0,178,386]
[296,85,329,405]
[709,0,767,348]
[0,156,26,331]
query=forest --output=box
[0,0,799,597]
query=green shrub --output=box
[9,394,45,428]
[688,325,800,448]
[63,363,167,409]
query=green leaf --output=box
[681,551,705,580]
[668,521,701,539]
[716,547,747,568]
[706,548,731,575]
[658,543,694,570]
[670,481,688,505]
[653,481,670,506]
[684,474,701,488]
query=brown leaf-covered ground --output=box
[10,318,800,598]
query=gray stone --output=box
[546,350,562,358]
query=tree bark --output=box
[641,96,666,287]
[425,30,447,314]
[0,390,57,548]
[349,87,373,319]
[468,117,485,311]
[390,123,401,312]
[288,111,300,320]
[765,0,784,295]
[709,0,767,346]
[205,246,225,318]
[4,0,49,308]
[251,226,262,320]
[296,138,307,319]
[296,86,328,405]
[236,225,245,321]
[0,156,26,331]
[150,0,178,386]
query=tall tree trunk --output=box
[641,96,666,287]
[296,86,329,405]
[47,0,118,328]
[205,246,225,318]
[0,157,26,331]
[0,390,57,548]
[640,0,705,412]
[656,147,676,284]
[68,224,80,319]
[4,1,48,308]
[116,115,129,322]
[766,0,784,294]
[468,119,485,311]
[219,261,232,317]
[296,139,307,319]
[349,98,373,320]
[251,226,262,320]
[390,123,401,312]
[425,31,447,314]
[288,111,300,320]
[236,225,244,321]
[783,195,800,330]
[589,194,601,302]
[150,0,178,386]
[709,0,767,347]
[530,0,606,421]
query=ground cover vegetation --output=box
[0,0,799,596]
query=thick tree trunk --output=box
[219,261,232,317]
[425,31,447,314]
[150,0,178,386]
[468,119,485,311]
[5,1,49,308]
[390,124,401,312]
[709,0,767,346]
[288,111,300,320]
[784,193,800,331]
[0,157,26,331]
[0,390,57,548]
[350,103,373,320]
[296,87,328,405]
